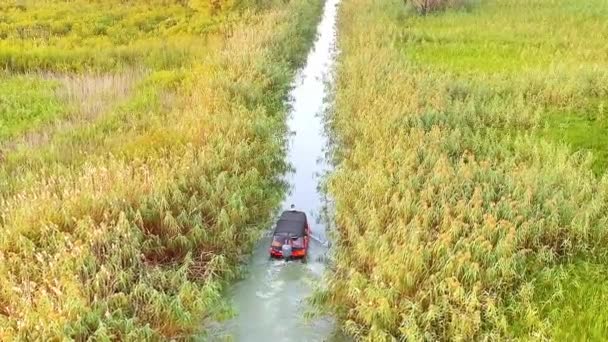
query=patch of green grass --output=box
[403,0,608,76]
[402,0,608,180]
[531,261,608,341]
[406,41,554,74]
[0,75,65,141]
[543,104,608,175]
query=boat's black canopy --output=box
[273,210,307,236]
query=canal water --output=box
[209,0,342,340]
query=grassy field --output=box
[0,75,65,141]
[317,0,608,340]
[403,0,608,175]
[404,1,608,338]
[0,0,228,72]
[0,0,322,339]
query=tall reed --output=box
[0,0,323,339]
[318,0,608,340]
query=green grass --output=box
[0,70,181,182]
[404,0,608,75]
[528,262,608,341]
[0,75,65,141]
[401,0,608,177]
[543,105,608,175]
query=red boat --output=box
[269,209,310,260]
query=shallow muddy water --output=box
[208,0,343,340]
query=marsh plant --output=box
[0,0,323,339]
[317,0,608,340]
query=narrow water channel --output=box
[211,0,341,340]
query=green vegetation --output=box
[405,0,608,75]
[0,0,323,339]
[0,0,227,150]
[318,0,608,340]
[544,107,608,175]
[0,0,232,72]
[526,262,608,341]
[0,75,64,141]
[403,0,608,173]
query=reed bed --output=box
[52,72,143,121]
[0,0,322,339]
[318,0,608,340]
[1,71,143,153]
[0,0,227,72]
